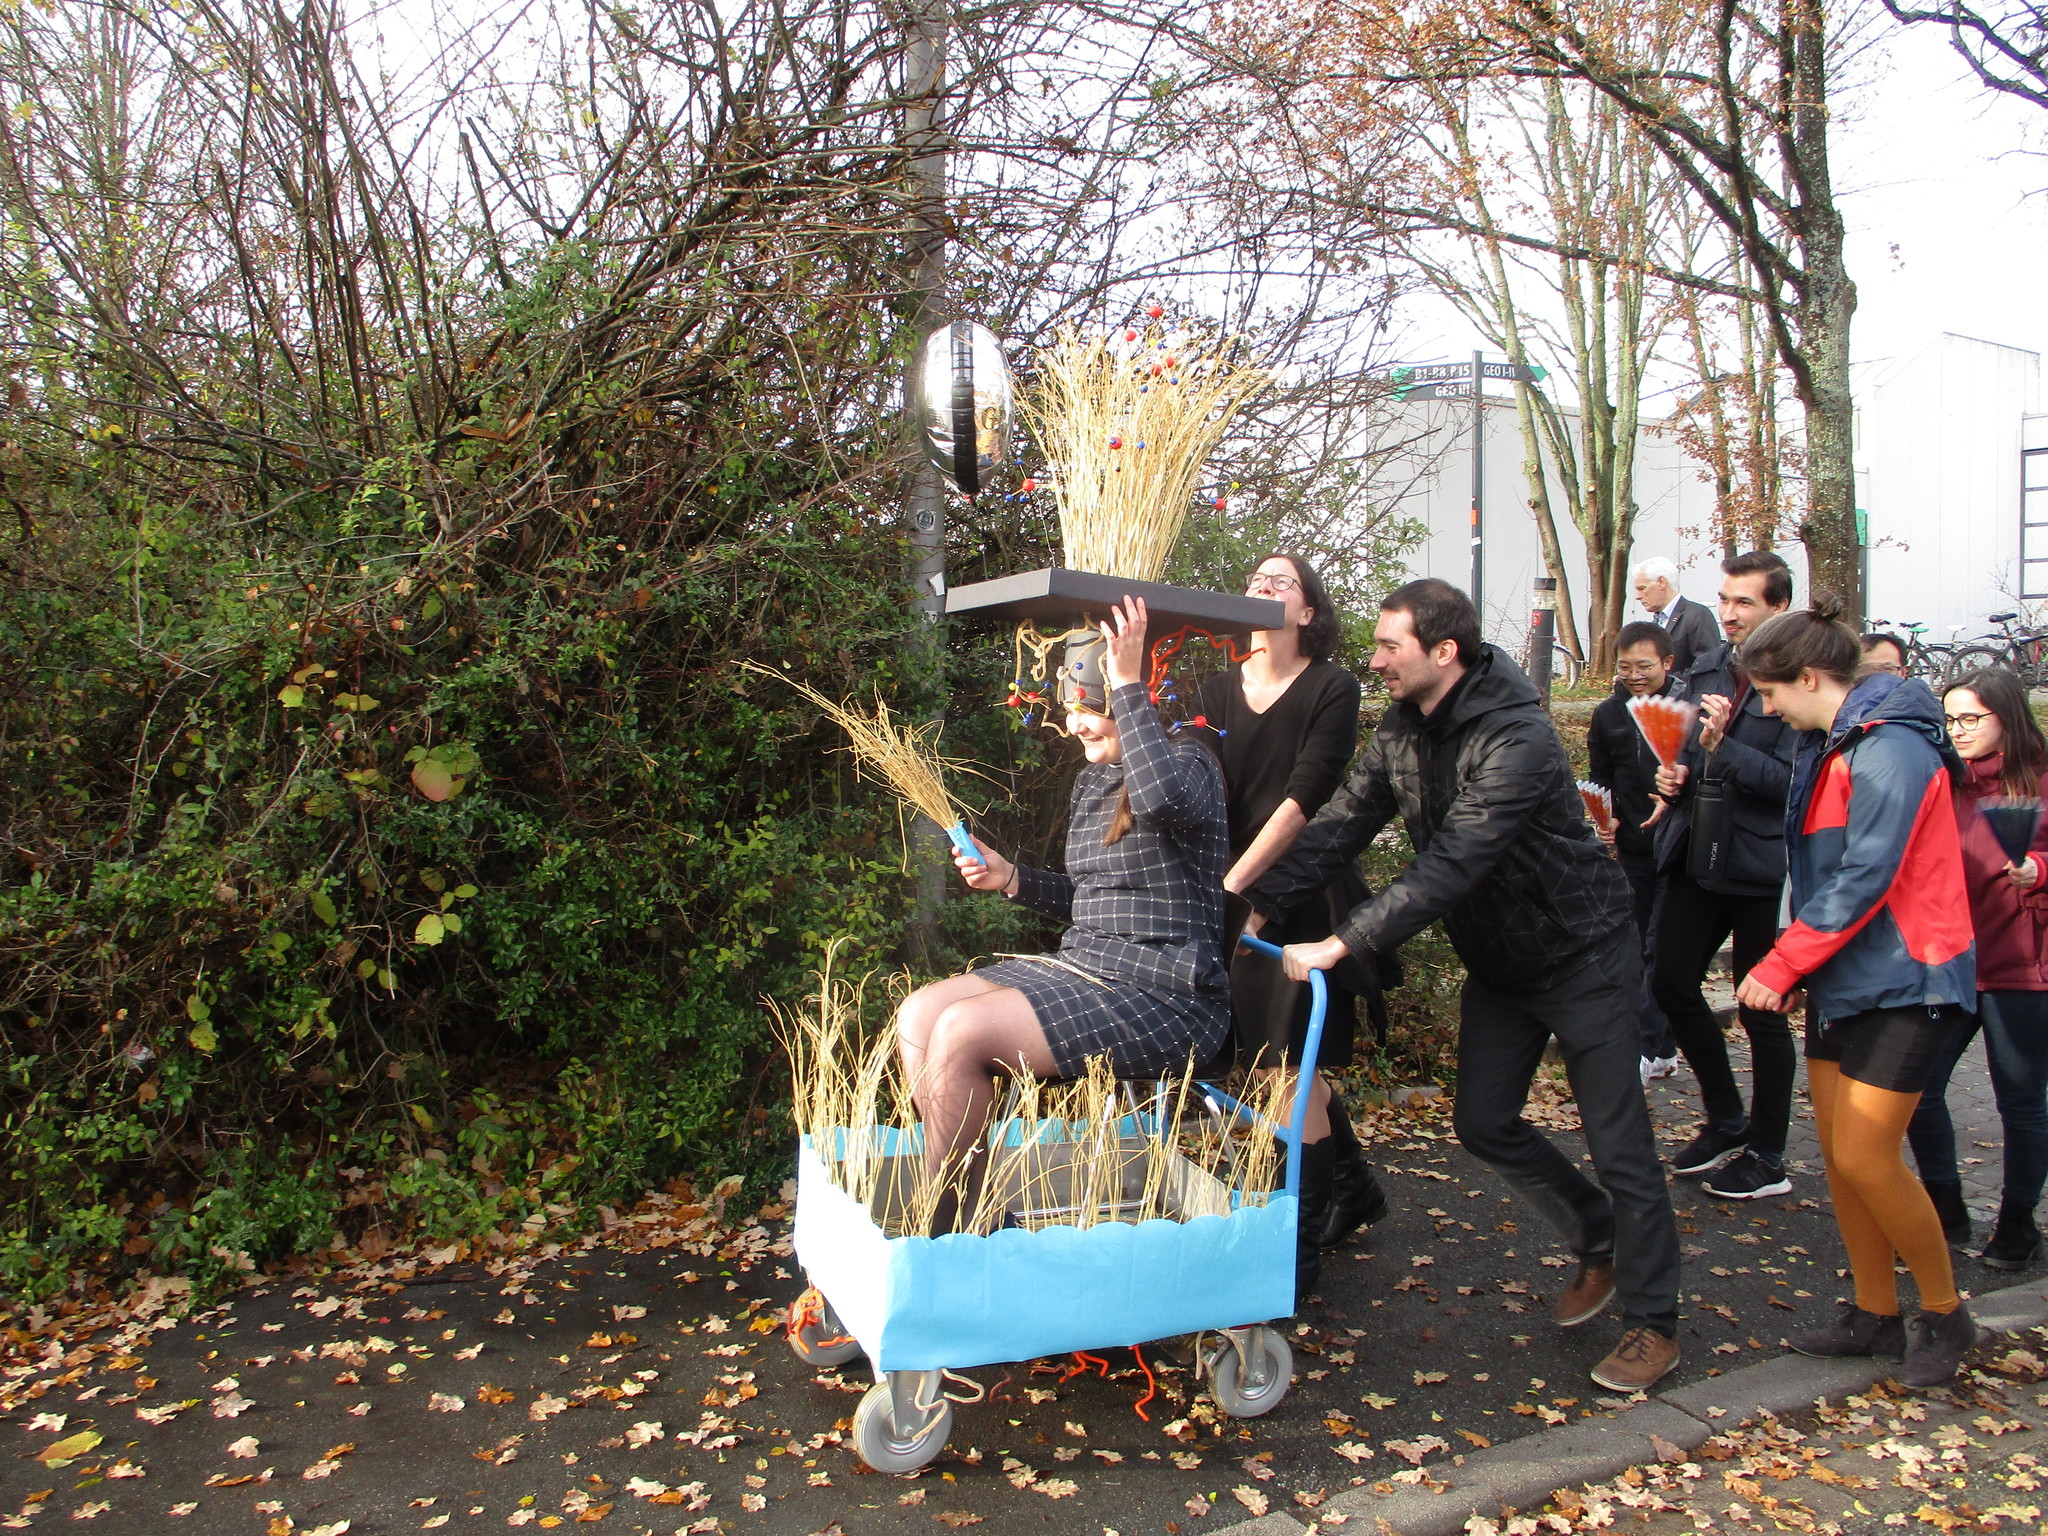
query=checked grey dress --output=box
[979,681,1233,1078]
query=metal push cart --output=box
[785,934,1327,1472]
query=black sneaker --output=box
[1670,1122,1750,1176]
[1901,1301,1983,1388]
[1702,1150,1792,1200]
[1788,1300,1906,1359]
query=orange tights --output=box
[1809,1059,1959,1317]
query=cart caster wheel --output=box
[854,1380,953,1473]
[786,1289,862,1367]
[1206,1327,1292,1418]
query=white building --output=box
[1383,333,2044,652]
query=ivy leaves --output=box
[406,742,480,802]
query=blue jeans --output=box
[1906,990,2048,1212]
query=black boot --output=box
[1982,1201,2046,1271]
[1924,1180,1972,1246]
[1320,1092,1389,1249]
[1295,1137,1337,1307]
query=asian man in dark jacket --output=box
[1588,620,1688,1081]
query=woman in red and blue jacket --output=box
[1731,595,1981,1388]
[1905,666,2048,1269]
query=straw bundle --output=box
[744,661,985,833]
[1025,323,1268,581]
[774,954,1293,1239]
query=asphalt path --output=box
[5,1035,2037,1536]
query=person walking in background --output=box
[1649,551,1799,1201]
[1633,556,1719,675]
[1733,596,1981,1388]
[1194,554,1389,1298]
[1248,579,1683,1392]
[1906,667,2048,1269]
[1588,620,1688,1083]
[1863,632,1910,678]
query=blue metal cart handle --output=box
[1234,933,1326,1199]
[945,820,985,863]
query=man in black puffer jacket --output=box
[1249,579,1682,1392]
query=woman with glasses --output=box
[1906,667,2048,1268]
[1192,554,1387,1300]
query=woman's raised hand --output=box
[1100,596,1150,691]
[955,844,1015,894]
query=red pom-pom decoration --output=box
[1125,329,1137,341]
[1146,304,1164,318]
[1213,497,1226,510]
[1021,477,1038,493]
[1108,436,1123,449]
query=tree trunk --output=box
[1788,0,1862,615]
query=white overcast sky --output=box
[1391,17,2048,382]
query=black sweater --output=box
[1191,661,1361,857]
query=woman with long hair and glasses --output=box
[1905,667,2048,1268]
[899,597,1232,1235]
[1733,594,1982,1387]
[1194,554,1388,1299]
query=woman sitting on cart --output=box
[897,596,1233,1234]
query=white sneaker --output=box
[1639,1055,1679,1085]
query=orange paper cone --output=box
[1627,695,1698,771]
[1577,781,1614,836]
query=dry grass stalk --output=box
[742,660,986,832]
[776,954,1300,1238]
[1025,324,1269,582]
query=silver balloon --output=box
[913,321,1014,497]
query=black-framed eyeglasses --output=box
[1945,712,1992,731]
[1244,571,1301,594]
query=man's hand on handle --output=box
[1281,934,1351,983]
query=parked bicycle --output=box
[1941,611,2048,688]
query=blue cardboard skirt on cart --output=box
[783,935,1325,1472]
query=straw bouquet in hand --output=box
[745,661,989,859]
[1627,695,1698,771]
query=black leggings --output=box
[1651,869,1796,1158]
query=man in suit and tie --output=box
[1632,557,1718,676]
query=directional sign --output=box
[1389,360,1546,395]
[1399,381,1475,401]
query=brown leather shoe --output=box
[1551,1259,1616,1328]
[1590,1327,1680,1392]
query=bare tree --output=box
[1883,0,2048,111]
[1217,0,1867,615]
